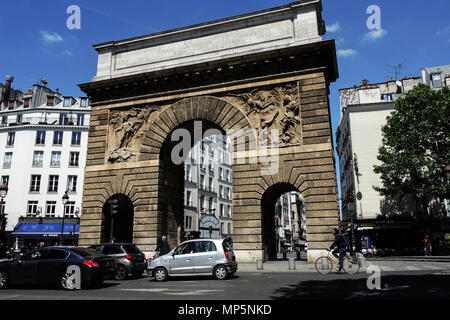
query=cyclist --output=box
[327,228,349,272]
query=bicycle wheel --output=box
[315,256,333,274]
[343,257,360,274]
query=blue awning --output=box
[11,223,80,237]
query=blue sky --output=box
[1,0,449,199]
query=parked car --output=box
[147,238,237,281]
[89,243,146,280]
[0,246,114,290]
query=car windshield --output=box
[71,247,104,258]
[122,244,141,254]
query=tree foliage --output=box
[374,84,450,217]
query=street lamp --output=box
[60,191,69,246]
[0,183,8,241]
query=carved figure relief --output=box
[233,83,301,145]
[107,106,157,163]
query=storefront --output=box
[10,217,80,249]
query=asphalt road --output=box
[1,269,449,301]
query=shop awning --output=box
[11,223,79,237]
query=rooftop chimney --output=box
[3,75,14,102]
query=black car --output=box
[89,243,146,280]
[0,246,115,290]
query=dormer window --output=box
[24,98,31,108]
[431,73,442,88]
[63,97,72,107]
[47,96,55,106]
[381,93,393,102]
[80,98,88,108]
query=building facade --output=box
[183,134,233,240]
[0,76,90,246]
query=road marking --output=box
[164,289,223,296]
[116,288,168,292]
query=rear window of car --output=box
[71,247,104,258]
[122,244,141,254]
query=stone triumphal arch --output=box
[78,0,340,262]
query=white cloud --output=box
[40,31,64,45]
[362,29,388,42]
[335,37,345,45]
[436,25,450,36]
[326,22,341,33]
[62,50,74,56]
[337,49,357,57]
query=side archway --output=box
[101,194,134,243]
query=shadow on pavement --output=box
[270,273,450,300]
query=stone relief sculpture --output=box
[108,106,157,163]
[232,83,301,145]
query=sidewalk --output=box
[366,256,450,262]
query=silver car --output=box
[147,238,237,281]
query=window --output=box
[71,132,81,145]
[59,113,68,125]
[63,97,72,108]
[3,153,12,168]
[186,190,192,206]
[194,241,217,253]
[185,216,192,230]
[80,98,88,108]
[16,114,22,125]
[64,201,76,217]
[53,131,63,145]
[36,131,46,145]
[200,195,205,212]
[45,249,69,260]
[227,223,232,235]
[32,151,44,167]
[381,93,393,101]
[1,176,9,186]
[226,170,231,182]
[69,152,80,166]
[173,242,195,255]
[6,132,15,147]
[209,177,214,192]
[200,174,206,190]
[24,98,30,108]
[76,114,84,126]
[219,185,224,198]
[185,164,192,181]
[27,201,39,217]
[208,197,214,212]
[431,73,442,88]
[48,175,59,192]
[50,151,61,167]
[226,205,231,218]
[219,167,223,180]
[30,175,41,192]
[220,204,224,217]
[67,175,77,192]
[46,201,56,217]
[47,96,55,106]
[1,116,7,126]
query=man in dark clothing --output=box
[327,228,348,272]
[155,235,170,256]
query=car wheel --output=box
[60,272,77,290]
[0,271,8,289]
[153,267,168,282]
[213,265,228,280]
[114,265,128,280]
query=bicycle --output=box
[315,250,360,274]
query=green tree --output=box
[374,84,450,218]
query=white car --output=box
[147,238,237,281]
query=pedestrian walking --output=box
[155,235,170,257]
[424,235,432,256]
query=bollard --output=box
[296,250,301,260]
[256,259,263,270]
[288,257,296,270]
